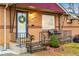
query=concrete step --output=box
[0,46,3,51]
[9,42,27,54]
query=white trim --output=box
[4,8,6,50]
[57,3,79,19]
[57,3,69,14]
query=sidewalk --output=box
[0,49,32,56]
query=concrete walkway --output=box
[0,49,32,56]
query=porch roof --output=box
[16,3,65,14]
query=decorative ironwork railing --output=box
[10,33,32,48]
[27,32,46,53]
[59,30,72,43]
[10,30,72,53]
[10,32,46,53]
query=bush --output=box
[50,34,59,48]
[73,34,79,43]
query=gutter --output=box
[3,4,9,50]
[3,3,15,50]
[57,3,69,15]
[57,3,79,20]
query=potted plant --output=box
[50,34,59,48]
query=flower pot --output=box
[46,46,63,52]
[50,45,59,48]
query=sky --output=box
[60,3,79,14]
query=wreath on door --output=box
[19,15,25,23]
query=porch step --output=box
[0,46,3,51]
[29,42,46,53]
[31,45,46,52]
[9,42,27,54]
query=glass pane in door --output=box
[16,12,27,39]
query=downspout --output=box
[3,4,8,50]
[58,15,61,31]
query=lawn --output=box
[32,43,79,56]
[61,43,79,56]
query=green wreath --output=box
[19,15,25,23]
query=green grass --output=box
[61,43,79,55]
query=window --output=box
[42,15,55,30]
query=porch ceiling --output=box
[16,3,65,14]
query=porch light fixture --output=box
[29,12,37,20]
[28,6,35,9]
[67,16,73,24]
[67,19,72,24]
[78,20,79,24]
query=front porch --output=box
[9,31,47,54]
[7,30,72,54]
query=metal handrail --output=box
[10,32,32,48]
[27,32,46,53]
[39,32,46,45]
[59,30,72,43]
[10,32,46,53]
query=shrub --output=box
[73,34,79,43]
[50,34,59,48]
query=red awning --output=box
[16,3,65,14]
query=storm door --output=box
[16,11,27,39]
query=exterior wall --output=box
[0,6,69,45]
[1,5,79,47]
[0,6,60,46]
[0,6,4,46]
[56,15,79,37]
[0,6,11,46]
[28,11,42,42]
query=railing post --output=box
[20,33,21,48]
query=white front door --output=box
[16,11,27,39]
